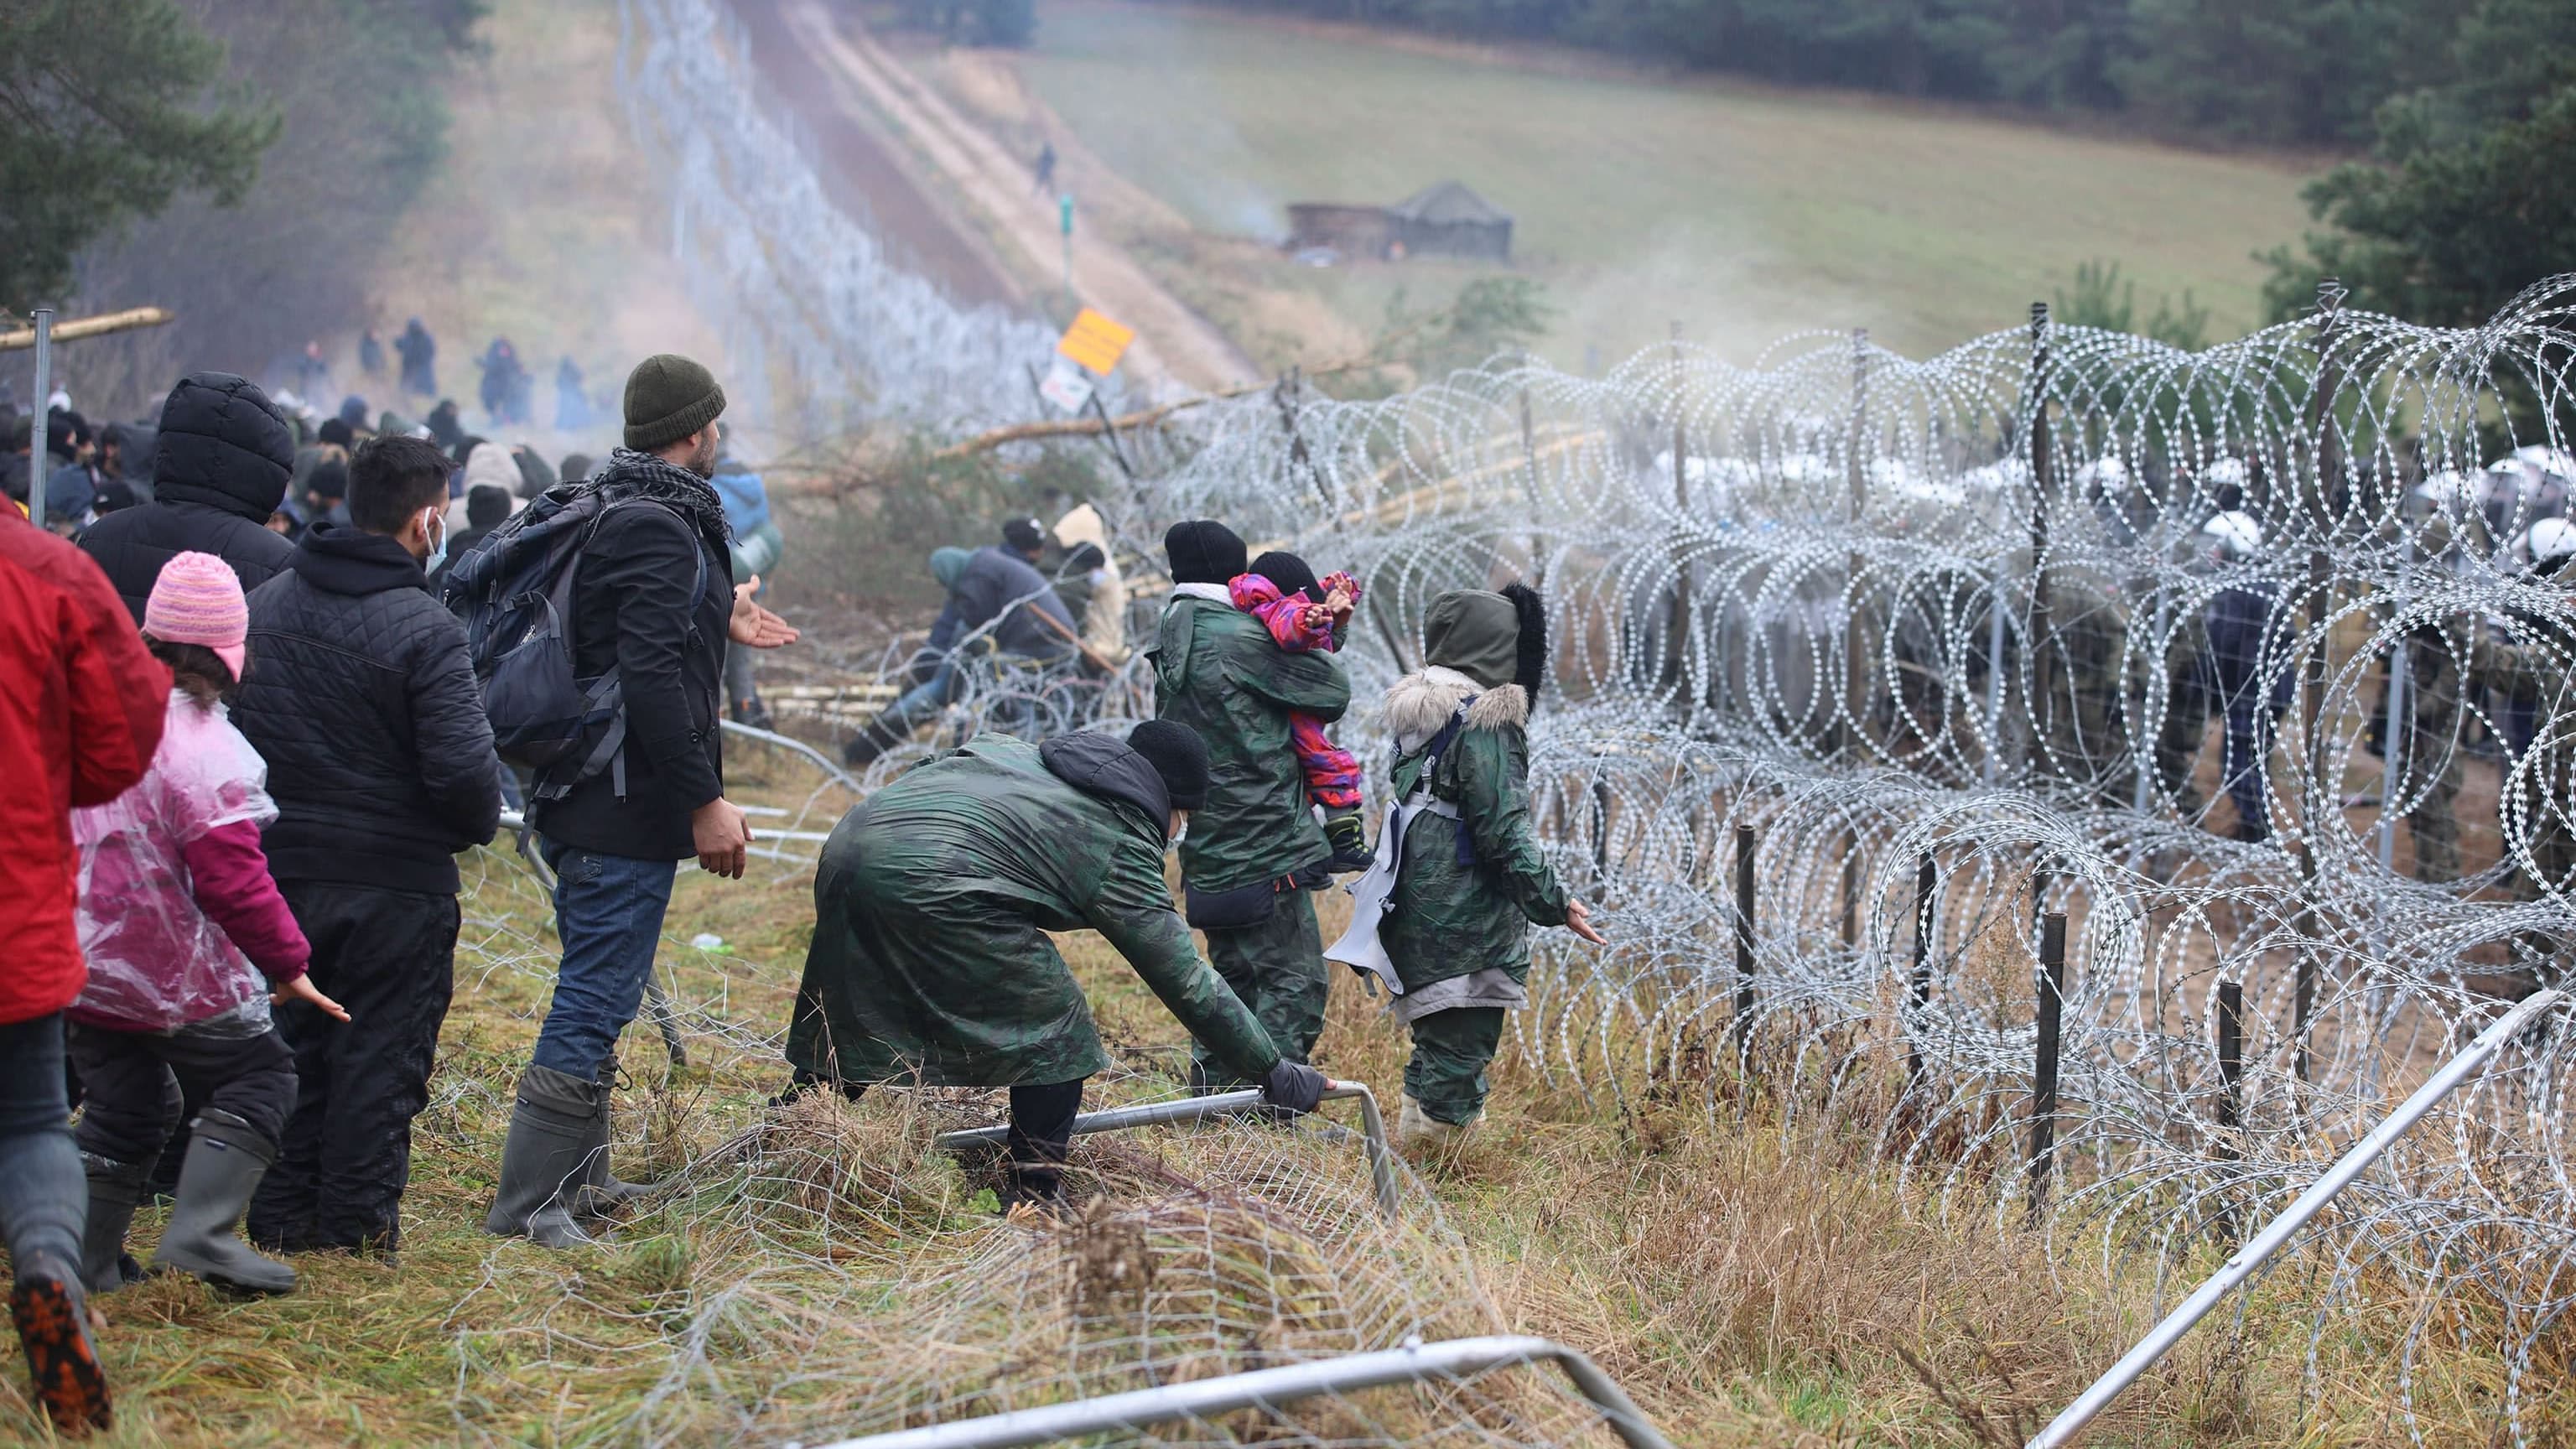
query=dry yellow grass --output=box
[4,724,2572,1444]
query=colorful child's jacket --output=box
[1230,572,1363,810]
[70,691,311,1034]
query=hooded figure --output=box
[79,374,298,624]
[1150,519,1351,1090]
[1352,584,1590,1150]
[454,439,522,532]
[842,543,1077,766]
[395,319,437,397]
[1051,502,1129,667]
[782,724,1327,1206]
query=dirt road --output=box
[732,0,1017,307]
[777,0,1261,395]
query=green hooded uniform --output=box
[784,732,1282,1089]
[1150,589,1352,1083]
[1376,587,1571,1127]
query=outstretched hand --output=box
[274,974,351,1023]
[1564,896,1607,945]
[731,577,800,649]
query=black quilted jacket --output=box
[80,371,296,623]
[233,525,503,894]
[527,496,733,860]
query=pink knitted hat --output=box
[144,551,249,681]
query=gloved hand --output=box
[1259,1058,1329,1114]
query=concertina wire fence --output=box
[780,282,2576,1443]
[606,0,2576,1436]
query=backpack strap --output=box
[535,496,715,802]
[1393,699,1478,867]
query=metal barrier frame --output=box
[934,1083,1400,1220]
[2028,987,2567,1447]
[813,1333,1677,1449]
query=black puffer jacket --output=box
[527,473,734,861]
[233,525,503,894]
[80,373,294,623]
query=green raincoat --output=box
[1379,666,1571,1007]
[1150,592,1351,892]
[784,732,1283,1088]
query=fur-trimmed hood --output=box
[1383,665,1530,753]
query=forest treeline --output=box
[1148,0,2563,153]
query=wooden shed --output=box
[1387,181,1513,261]
[1285,202,1398,259]
[1284,182,1513,262]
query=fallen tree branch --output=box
[0,306,175,351]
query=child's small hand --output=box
[276,974,351,1023]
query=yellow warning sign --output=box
[1055,308,1135,377]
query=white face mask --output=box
[420,505,449,571]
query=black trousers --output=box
[68,1021,295,1166]
[248,882,460,1250]
[1001,1079,1085,1200]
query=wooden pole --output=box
[2028,910,2068,1227]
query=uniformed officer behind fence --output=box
[778,720,1329,1207]
[2153,510,2292,842]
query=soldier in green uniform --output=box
[1150,521,1353,1090]
[1350,584,1602,1150]
[781,720,1328,1204]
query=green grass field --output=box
[1014,0,2320,366]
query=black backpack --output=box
[440,484,705,800]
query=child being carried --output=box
[1229,550,1373,871]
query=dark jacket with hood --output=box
[786,731,1281,1088]
[927,545,1076,658]
[526,450,735,861]
[1378,587,1570,1013]
[232,524,502,895]
[80,373,295,623]
[1151,591,1350,894]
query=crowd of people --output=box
[1,345,1615,1436]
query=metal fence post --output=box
[2215,979,2244,1145]
[2028,910,2068,1228]
[26,308,53,527]
[2027,303,2054,791]
[1907,853,1936,1089]
[2293,277,2345,1088]
[1732,824,1757,1072]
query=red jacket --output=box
[0,510,170,1024]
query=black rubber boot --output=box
[570,1058,657,1220]
[152,1109,297,1295]
[77,1155,148,1296]
[483,1065,596,1248]
[1322,810,1374,873]
[840,715,909,767]
[11,1251,112,1435]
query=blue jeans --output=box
[879,656,968,736]
[0,1013,85,1281]
[532,839,678,1079]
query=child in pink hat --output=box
[67,553,346,1297]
